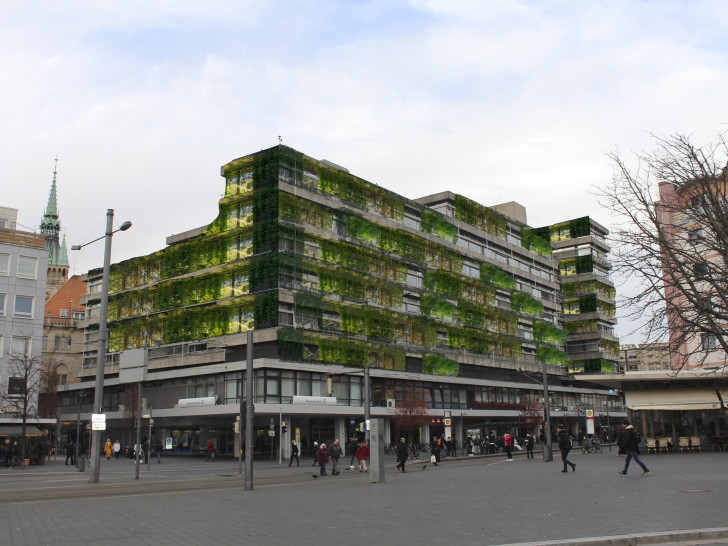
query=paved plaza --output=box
[1,449,727,545]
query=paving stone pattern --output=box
[0,450,727,545]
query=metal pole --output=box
[147,407,152,470]
[541,361,553,462]
[89,209,114,483]
[238,376,244,474]
[75,403,81,466]
[135,383,141,480]
[279,407,282,465]
[606,403,611,452]
[245,330,254,490]
[364,365,370,447]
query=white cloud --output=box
[2,0,728,344]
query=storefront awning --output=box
[0,425,45,437]
[626,389,725,411]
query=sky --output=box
[2,0,727,343]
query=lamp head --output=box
[71,245,81,251]
[119,221,132,231]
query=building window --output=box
[693,262,709,279]
[59,309,68,318]
[7,377,25,397]
[688,228,704,245]
[701,333,717,351]
[0,292,5,316]
[17,256,38,279]
[404,211,420,230]
[0,253,8,275]
[14,295,33,318]
[406,269,423,288]
[462,262,479,278]
[10,336,31,359]
[403,294,420,314]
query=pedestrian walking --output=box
[104,439,112,460]
[356,440,369,472]
[113,439,121,460]
[311,441,319,467]
[558,427,576,472]
[430,435,441,466]
[524,432,535,460]
[316,442,329,476]
[155,439,162,463]
[328,439,343,475]
[289,440,300,467]
[10,440,21,468]
[349,438,359,469]
[206,439,215,462]
[618,421,650,477]
[396,437,408,472]
[503,432,514,461]
[64,440,75,465]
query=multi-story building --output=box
[0,207,49,431]
[42,275,86,385]
[532,218,620,373]
[60,145,624,455]
[39,160,69,300]
[620,343,670,372]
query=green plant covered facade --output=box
[101,145,569,378]
[535,216,619,374]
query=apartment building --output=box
[0,207,49,431]
[60,145,624,455]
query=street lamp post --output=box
[72,210,131,484]
[541,361,553,462]
[603,400,611,451]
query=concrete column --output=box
[424,423,431,444]
[334,416,346,456]
[383,417,391,445]
[369,418,385,483]
[455,417,465,447]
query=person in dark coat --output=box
[524,433,535,460]
[311,442,319,467]
[64,440,75,465]
[618,421,650,477]
[289,440,299,467]
[558,427,576,472]
[430,436,441,466]
[348,438,359,468]
[328,439,343,475]
[396,437,409,472]
[316,443,329,476]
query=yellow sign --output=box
[586,409,594,419]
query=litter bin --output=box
[77,455,86,472]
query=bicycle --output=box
[581,437,602,454]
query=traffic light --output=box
[281,421,288,434]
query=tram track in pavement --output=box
[0,453,508,503]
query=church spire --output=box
[40,157,69,300]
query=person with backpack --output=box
[557,427,576,472]
[618,421,650,477]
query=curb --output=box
[503,527,728,545]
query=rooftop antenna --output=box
[278,135,282,143]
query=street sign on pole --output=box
[91,414,106,431]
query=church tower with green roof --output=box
[40,157,69,299]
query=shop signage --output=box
[291,396,337,405]
[178,396,217,408]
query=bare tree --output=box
[389,387,430,445]
[519,397,545,433]
[38,353,60,419]
[599,132,728,395]
[0,351,42,461]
